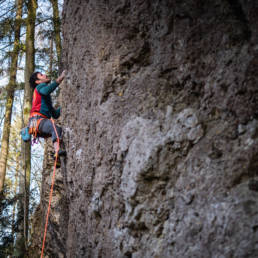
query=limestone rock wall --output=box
[59,0,258,257]
[29,140,68,258]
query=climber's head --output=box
[29,72,50,89]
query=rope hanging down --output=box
[41,118,60,258]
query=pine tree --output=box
[50,0,62,69]
[0,0,23,195]
[23,0,37,244]
[16,0,37,255]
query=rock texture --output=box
[38,0,258,257]
[29,140,68,258]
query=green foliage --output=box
[0,17,13,41]
[0,1,22,79]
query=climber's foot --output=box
[58,149,66,157]
[53,149,66,157]
[52,154,61,168]
[51,150,66,168]
[56,159,61,168]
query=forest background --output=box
[0,0,63,256]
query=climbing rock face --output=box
[59,0,258,257]
[29,141,68,258]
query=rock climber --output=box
[29,71,66,163]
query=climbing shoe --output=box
[52,150,66,168]
[52,150,66,158]
[57,149,66,157]
[55,158,61,169]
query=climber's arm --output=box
[37,71,66,95]
[37,81,59,95]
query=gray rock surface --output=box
[29,140,68,258]
[34,0,258,257]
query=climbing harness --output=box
[29,112,48,145]
[40,118,60,258]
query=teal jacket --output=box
[30,81,60,119]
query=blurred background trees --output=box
[0,0,63,256]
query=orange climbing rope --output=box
[40,118,60,258]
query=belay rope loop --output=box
[40,118,60,258]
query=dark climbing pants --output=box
[38,119,62,143]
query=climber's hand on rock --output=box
[60,70,67,78]
[56,70,66,84]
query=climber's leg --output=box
[38,119,62,141]
[38,119,66,156]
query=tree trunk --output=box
[0,0,23,195]
[48,37,53,76]
[50,0,62,69]
[12,151,20,237]
[23,0,37,247]
[16,0,37,255]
